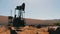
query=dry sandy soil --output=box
[0,26,49,34]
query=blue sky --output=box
[0,0,60,20]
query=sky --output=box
[0,0,60,20]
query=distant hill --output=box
[0,16,8,25]
[25,18,57,25]
[0,16,60,25]
[52,19,60,22]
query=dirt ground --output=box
[0,26,49,34]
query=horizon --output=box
[0,15,60,20]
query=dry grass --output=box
[0,26,10,34]
[0,26,49,34]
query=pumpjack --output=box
[8,3,25,30]
[8,3,25,27]
[13,3,25,28]
[8,3,25,34]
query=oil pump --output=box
[8,3,25,34]
[13,3,25,28]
